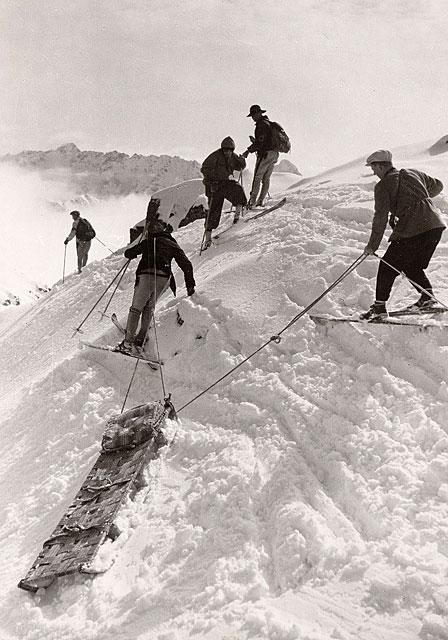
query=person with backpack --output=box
[200,136,247,249]
[64,210,96,274]
[244,105,290,209]
[118,214,195,357]
[361,150,445,321]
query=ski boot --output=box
[115,340,141,356]
[233,204,243,224]
[202,230,212,251]
[359,302,388,322]
[405,296,437,312]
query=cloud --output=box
[2,0,448,172]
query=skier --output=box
[201,137,247,249]
[118,217,195,356]
[361,149,445,320]
[244,104,279,209]
[64,210,96,274]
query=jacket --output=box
[249,116,274,156]
[201,149,246,184]
[366,167,445,252]
[124,231,195,294]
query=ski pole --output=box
[95,236,115,254]
[373,253,448,309]
[62,245,67,284]
[99,259,130,319]
[249,153,262,206]
[200,207,211,255]
[73,260,130,336]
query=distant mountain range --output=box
[0,143,202,199]
[0,143,301,200]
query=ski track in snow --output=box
[1,151,448,639]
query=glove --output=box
[363,245,375,256]
[187,286,195,296]
[64,239,69,245]
[242,150,249,159]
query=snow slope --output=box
[1,140,448,640]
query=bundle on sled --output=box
[18,400,174,593]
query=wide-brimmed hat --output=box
[365,150,392,165]
[247,104,266,117]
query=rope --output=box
[176,253,367,413]
[121,359,140,413]
[373,253,448,309]
[151,236,167,397]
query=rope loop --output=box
[270,335,281,344]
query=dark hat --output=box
[247,104,266,117]
[70,210,80,217]
[221,136,235,150]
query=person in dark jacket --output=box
[244,105,279,208]
[118,218,195,355]
[361,149,445,320]
[201,136,247,249]
[64,210,95,273]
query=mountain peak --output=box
[56,143,80,153]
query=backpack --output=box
[269,121,291,153]
[76,217,96,241]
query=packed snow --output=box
[1,140,448,640]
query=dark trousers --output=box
[376,228,443,302]
[205,181,247,231]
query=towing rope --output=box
[151,236,168,397]
[176,253,367,413]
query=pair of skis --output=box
[212,197,286,241]
[81,313,161,369]
[310,306,447,329]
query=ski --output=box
[244,197,287,222]
[111,312,125,334]
[389,306,447,317]
[213,198,286,240]
[81,341,161,369]
[309,314,448,330]
[212,219,240,241]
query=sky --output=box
[2,0,448,173]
